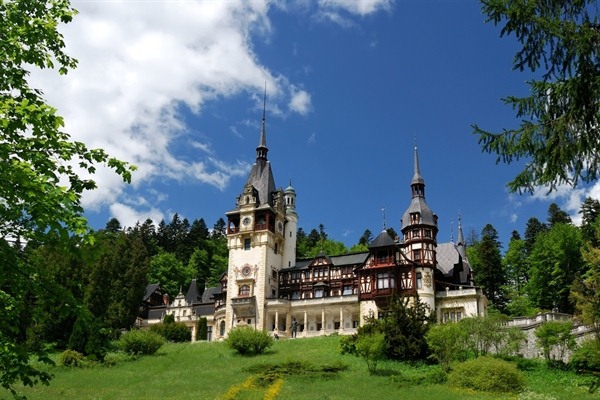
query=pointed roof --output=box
[411,145,425,185]
[242,88,276,206]
[456,215,467,259]
[369,230,396,248]
[185,279,201,305]
[256,86,268,161]
[401,146,437,230]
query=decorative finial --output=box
[382,207,386,231]
[450,219,454,243]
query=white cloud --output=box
[24,0,390,225]
[308,132,317,144]
[27,0,309,215]
[109,202,165,229]
[289,87,312,115]
[318,0,393,16]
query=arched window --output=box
[219,320,225,336]
[239,285,250,297]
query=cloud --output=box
[529,182,598,226]
[27,0,310,216]
[318,0,393,16]
[109,202,165,229]
[289,86,312,115]
[308,132,317,144]
[315,0,393,26]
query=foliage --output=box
[0,0,136,395]
[147,252,195,300]
[196,317,208,341]
[573,227,600,340]
[354,332,385,374]
[57,350,85,367]
[472,224,507,310]
[149,321,191,343]
[474,0,600,193]
[225,326,273,356]
[296,224,349,258]
[448,356,526,393]
[67,311,111,361]
[527,223,583,313]
[426,316,526,371]
[117,329,165,356]
[569,338,600,373]
[534,321,576,364]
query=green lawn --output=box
[4,336,596,400]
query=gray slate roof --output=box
[436,242,471,284]
[369,230,396,248]
[282,252,369,271]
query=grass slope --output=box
[4,336,596,400]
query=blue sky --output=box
[32,0,600,249]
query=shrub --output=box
[118,329,165,355]
[339,334,357,355]
[535,321,575,365]
[448,356,526,393]
[197,317,208,341]
[570,338,600,373]
[226,326,273,355]
[355,332,386,374]
[150,321,191,342]
[58,349,85,367]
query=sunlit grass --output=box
[4,336,597,400]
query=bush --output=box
[226,326,273,355]
[58,349,85,367]
[150,322,192,342]
[117,329,165,355]
[355,332,386,374]
[570,338,600,373]
[339,334,357,355]
[197,317,208,341]
[448,356,526,393]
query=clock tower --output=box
[223,97,297,335]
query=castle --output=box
[140,109,488,341]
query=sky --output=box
[30,0,600,249]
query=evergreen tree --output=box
[524,217,547,255]
[359,229,373,246]
[580,197,600,245]
[473,224,506,311]
[474,0,600,193]
[547,203,572,226]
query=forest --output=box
[12,195,598,363]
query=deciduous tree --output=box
[0,0,133,395]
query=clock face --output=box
[242,217,251,226]
[242,266,252,277]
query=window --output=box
[377,272,389,289]
[343,285,353,295]
[413,249,421,261]
[291,291,300,300]
[442,308,464,323]
[315,288,324,298]
[274,243,278,254]
[244,238,251,250]
[416,272,422,289]
[239,285,250,297]
[220,321,225,336]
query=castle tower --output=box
[223,94,296,335]
[400,146,438,312]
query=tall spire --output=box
[256,83,268,160]
[411,145,425,197]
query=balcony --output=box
[231,295,256,316]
